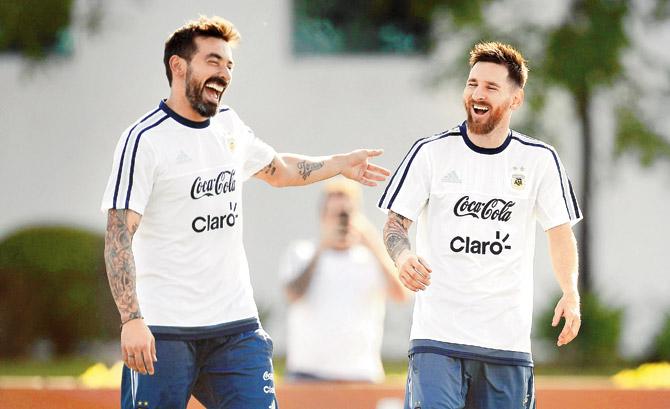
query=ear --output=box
[510,87,524,111]
[169,55,186,81]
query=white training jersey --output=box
[101,101,275,335]
[280,241,387,382]
[378,122,581,365]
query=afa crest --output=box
[511,166,525,190]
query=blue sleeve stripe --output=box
[124,115,169,209]
[112,108,161,208]
[510,135,574,220]
[568,179,581,219]
[380,130,459,210]
[377,136,430,208]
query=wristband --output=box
[120,315,143,330]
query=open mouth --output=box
[204,80,226,103]
[472,103,490,116]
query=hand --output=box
[396,250,432,292]
[552,292,581,346]
[121,318,157,375]
[340,149,390,186]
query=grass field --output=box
[0,355,626,379]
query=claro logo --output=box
[450,231,511,255]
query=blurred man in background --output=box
[101,16,389,409]
[281,178,406,383]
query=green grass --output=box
[0,357,96,377]
[0,356,625,379]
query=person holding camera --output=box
[280,178,407,383]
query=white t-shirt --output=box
[101,101,275,333]
[378,122,581,364]
[280,241,387,382]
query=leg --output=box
[464,361,534,409]
[192,329,278,409]
[404,353,468,409]
[120,339,197,409]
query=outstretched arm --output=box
[383,210,432,292]
[104,209,156,375]
[254,150,390,187]
[547,222,581,347]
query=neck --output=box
[467,121,511,149]
[165,90,209,122]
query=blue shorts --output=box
[121,329,278,409]
[405,353,535,409]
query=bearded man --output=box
[379,42,582,409]
[101,16,389,409]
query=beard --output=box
[184,65,225,118]
[464,100,508,135]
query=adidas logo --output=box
[442,170,462,184]
[176,150,191,164]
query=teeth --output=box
[206,83,224,92]
[473,104,489,111]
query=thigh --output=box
[192,329,278,409]
[464,361,534,409]
[121,339,197,409]
[404,353,468,409]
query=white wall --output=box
[1,0,668,359]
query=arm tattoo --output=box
[297,160,324,180]
[104,209,141,322]
[258,158,277,176]
[383,211,412,263]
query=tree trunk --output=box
[576,91,592,294]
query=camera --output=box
[338,211,350,236]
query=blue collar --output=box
[159,100,210,129]
[459,121,512,155]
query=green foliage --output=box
[0,0,74,59]
[615,108,670,166]
[538,292,623,366]
[650,314,670,361]
[0,226,118,357]
[544,0,628,96]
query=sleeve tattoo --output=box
[258,158,277,176]
[297,160,324,180]
[383,211,412,263]
[104,209,142,322]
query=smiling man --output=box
[378,42,582,409]
[101,16,389,409]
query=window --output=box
[293,0,433,55]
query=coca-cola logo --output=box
[453,196,514,222]
[191,170,236,200]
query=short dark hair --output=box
[163,16,240,85]
[469,42,528,88]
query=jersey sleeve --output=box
[278,241,316,285]
[535,149,582,230]
[233,114,276,181]
[377,140,432,221]
[100,128,159,215]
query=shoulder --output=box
[509,130,557,153]
[403,125,462,157]
[212,104,241,124]
[286,240,316,259]
[118,106,171,147]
